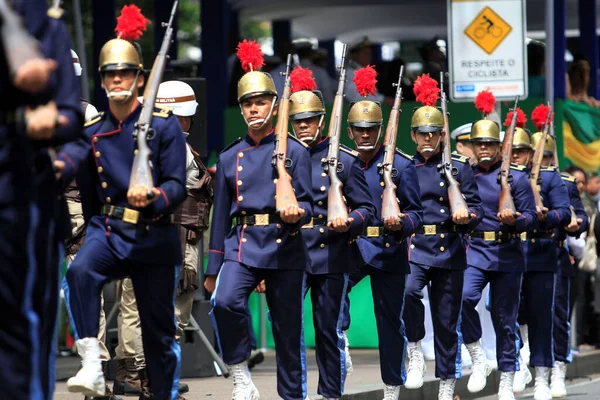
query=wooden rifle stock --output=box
[129,0,179,199]
[497,96,519,216]
[324,44,348,223]
[439,72,469,215]
[273,54,298,212]
[379,66,404,222]
[529,108,552,211]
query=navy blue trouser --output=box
[517,271,556,367]
[64,237,181,400]
[304,273,349,398]
[211,261,307,400]
[461,266,522,371]
[404,263,464,379]
[554,273,572,363]
[345,266,407,386]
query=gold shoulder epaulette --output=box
[340,145,359,158]
[47,8,64,19]
[288,133,309,148]
[395,148,414,161]
[541,166,557,172]
[510,163,526,171]
[561,174,576,183]
[451,153,469,163]
[152,109,171,118]
[84,112,104,128]
[155,104,175,112]
[220,137,242,154]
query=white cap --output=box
[71,49,82,77]
[500,131,506,142]
[450,123,472,141]
[154,81,198,117]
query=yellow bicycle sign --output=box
[465,6,512,54]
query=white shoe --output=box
[534,367,552,400]
[382,384,400,400]
[498,371,516,400]
[66,338,106,397]
[513,356,532,392]
[550,361,567,398]
[520,325,531,366]
[466,341,491,393]
[405,341,426,389]
[343,331,353,376]
[438,379,455,400]
[230,361,259,400]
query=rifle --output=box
[272,54,299,212]
[529,105,553,212]
[129,0,178,199]
[379,66,404,223]
[439,72,469,215]
[323,43,348,224]
[497,96,519,216]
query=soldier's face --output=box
[541,155,553,167]
[241,95,277,130]
[348,125,380,148]
[572,171,586,194]
[177,116,192,133]
[456,141,475,162]
[511,148,531,166]
[102,70,143,102]
[411,129,442,156]
[473,141,500,164]
[291,116,322,143]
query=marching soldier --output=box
[344,66,423,400]
[403,76,483,400]
[55,8,187,399]
[510,121,571,398]
[204,41,313,400]
[288,67,375,399]
[461,99,536,400]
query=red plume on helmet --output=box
[531,104,554,131]
[354,65,378,98]
[290,66,317,93]
[503,107,527,128]
[475,90,496,117]
[115,5,151,41]
[413,74,440,107]
[236,40,265,72]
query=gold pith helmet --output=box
[512,127,532,149]
[531,132,555,156]
[411,105,444,132]
[289,90,325,120]
[347,100,383,127]
[470,119,500,142]
[237,71,277,102]
[98,39,143,73]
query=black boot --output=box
[111,359,127,395]
[123,357,142,395]
[137,368,186,400]
[178,381,189,394]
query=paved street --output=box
[474,374,600,400]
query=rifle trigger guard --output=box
[285,158,293,168]
[507,173,514,184]
[391,168,399,178]
[146,128,156,141]
[451,166,459,177]
[336,162,344,173]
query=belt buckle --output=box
[520,232,527,241]
[302,219,314,229]
[423,225,437,235]
[254,214,269,226]
[367,227,380,237]
[108,205,115,216]
[122,208,140,224]
[484,231,496,241]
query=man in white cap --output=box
[450,122,474,163]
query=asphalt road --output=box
[474,374,600,400]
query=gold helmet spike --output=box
[98,38,143,72]
[289,90,325,120]
[470,119,500,142]
[531,132,555,156]
[512,127,532,149]
[411,106,444,132]
[347,100,383,127]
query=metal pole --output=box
[545,0,555,107]
[73,0,90,101]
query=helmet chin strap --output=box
[292,115,325,144]
[104,70,141,103]
[354,125,383,150]
[476,143,500,163]
[241,95,278,130]
[417,133,442,156]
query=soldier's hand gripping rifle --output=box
[497,96,520,216]
[323,44,349,225]
[129,0,178,199]
[379,66,404,227]
[529,104,553,214]
[439,72,469,216]
[272,54,300,213]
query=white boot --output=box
[550,361,567,398]
[66,338,106,396]
[405,341,426,389]
[513,355,532,392]
[498,371,516,400]
[382,384,400,400]
[438,379,456,400]
[466,341,491,393]
[230,361,259,400]
[343,331,353,376]
[534,366,552,400]
[520,324,530,366]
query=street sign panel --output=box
[447,0,527,101]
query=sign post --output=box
[447,0,527,101]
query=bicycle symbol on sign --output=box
[474,15,503,39]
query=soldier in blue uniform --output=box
[510,129,571,398]
[203,46,313,400]
[403,104,483,400]
[288,77,375,399]
[1,2,83,399]
[461,117,536,400]
[344,88,423,400]
[55,33,187,400]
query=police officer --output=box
[403,102,483,400]
[288,72,375,399]
[511,128,571,398]
[344,71,423,400]
[204,43,313,400]
[461,115,536,400]
[55,29,187,400]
